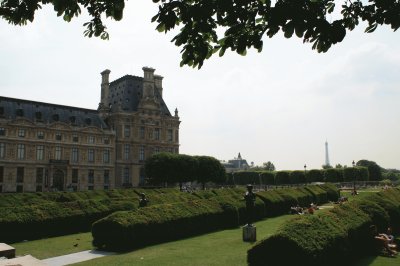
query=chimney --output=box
[100,69,111,106]
[154,74,163,97]
[142,67,155,98]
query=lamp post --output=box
[304,164,307,184]
[352,160,356,193]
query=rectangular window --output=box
[37,131,44,139]
[124,125,130,138]
[103,149,110,163]
[0,143,5,158]
[123,167,129,184]
[88,185,94,190]
[36,168,44,183]
[139,167,145,185]
[88,136,95,144]
[17,144,25,159]
[0,128,5,136]
[140,127,145,139]
[167,129,173,142]
[36,186,42,192]
[154,128,160,140]
[18,129,25,138]
[103,137,110,144]
[88,149,94,163]
[72,169,78,183]
[104,170,110,184]
[88,170,94,184]
[0,185,2,192]
[124,144,130,160]
[72,148,79,162]
[154,147,160,154]
[16,185,23,193]
[72,134,79,142]
[0,166,4,183]
[55,146,62,160]
[17,167,24,183]
[55,133,62,141]
[36,145,44,160]
[139,146,145,161]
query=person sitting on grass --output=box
[371,225,398,257]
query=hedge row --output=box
[228,167,369,185]
[0,187,243,242]
[247,188,400,266]
[91,184,339,250]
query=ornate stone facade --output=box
[0,67,180,192]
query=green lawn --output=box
[73,215,293,266]
[12,232,93,259]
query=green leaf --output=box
[365,23,377,33]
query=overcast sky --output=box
[1,2,399,170]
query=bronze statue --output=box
[139,193,149,207]
[244,184,256,226]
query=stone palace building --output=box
[0,67,180,192]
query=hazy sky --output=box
[1,2,399,170]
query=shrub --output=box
[306,169,324,183]
[259,171,275,185]
[289,171,306,184]
[248,188,400,266]
[92,198,240,250]
[324,168,343,183]
[275,171,291,185]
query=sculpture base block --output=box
[0,243,15,259]
[242,225,256,242]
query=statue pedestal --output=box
[0,243,15,258]
[242,224,256,242]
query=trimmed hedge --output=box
[324,168,344,182]
[306,169,324,183]
[247,188,400,266]
[92,184,339,250]
[275,171,291,185]
[0,188,229,242]
[92,198,239,250]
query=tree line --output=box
[145,152,226,190]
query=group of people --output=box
[290,203,319,215]
[371,225,397,257]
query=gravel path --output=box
[42,250,115,266]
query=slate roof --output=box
[0,96,108,129]
[108,75,172,116]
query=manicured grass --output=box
[74,215,294,266]
[12,232,93,259]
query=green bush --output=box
[275,171,291,185]
[306,169,324,183]
[92,198,240,250]
[260,171,275,185]
[247,188,400,266]
[324,168,343,183]
[289,171,306,184]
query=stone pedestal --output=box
[0,243,15,259]
[242,225,256,242]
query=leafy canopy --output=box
[1,0,399,68]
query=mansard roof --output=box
[108,75,172,116]
[0,96,108,129]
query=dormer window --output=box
[85,118,91,125]
[35,112,42,120]
[55,133,62,141]
[16,109,24,117]
[69,116,76,124]
[52,114,59,121]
